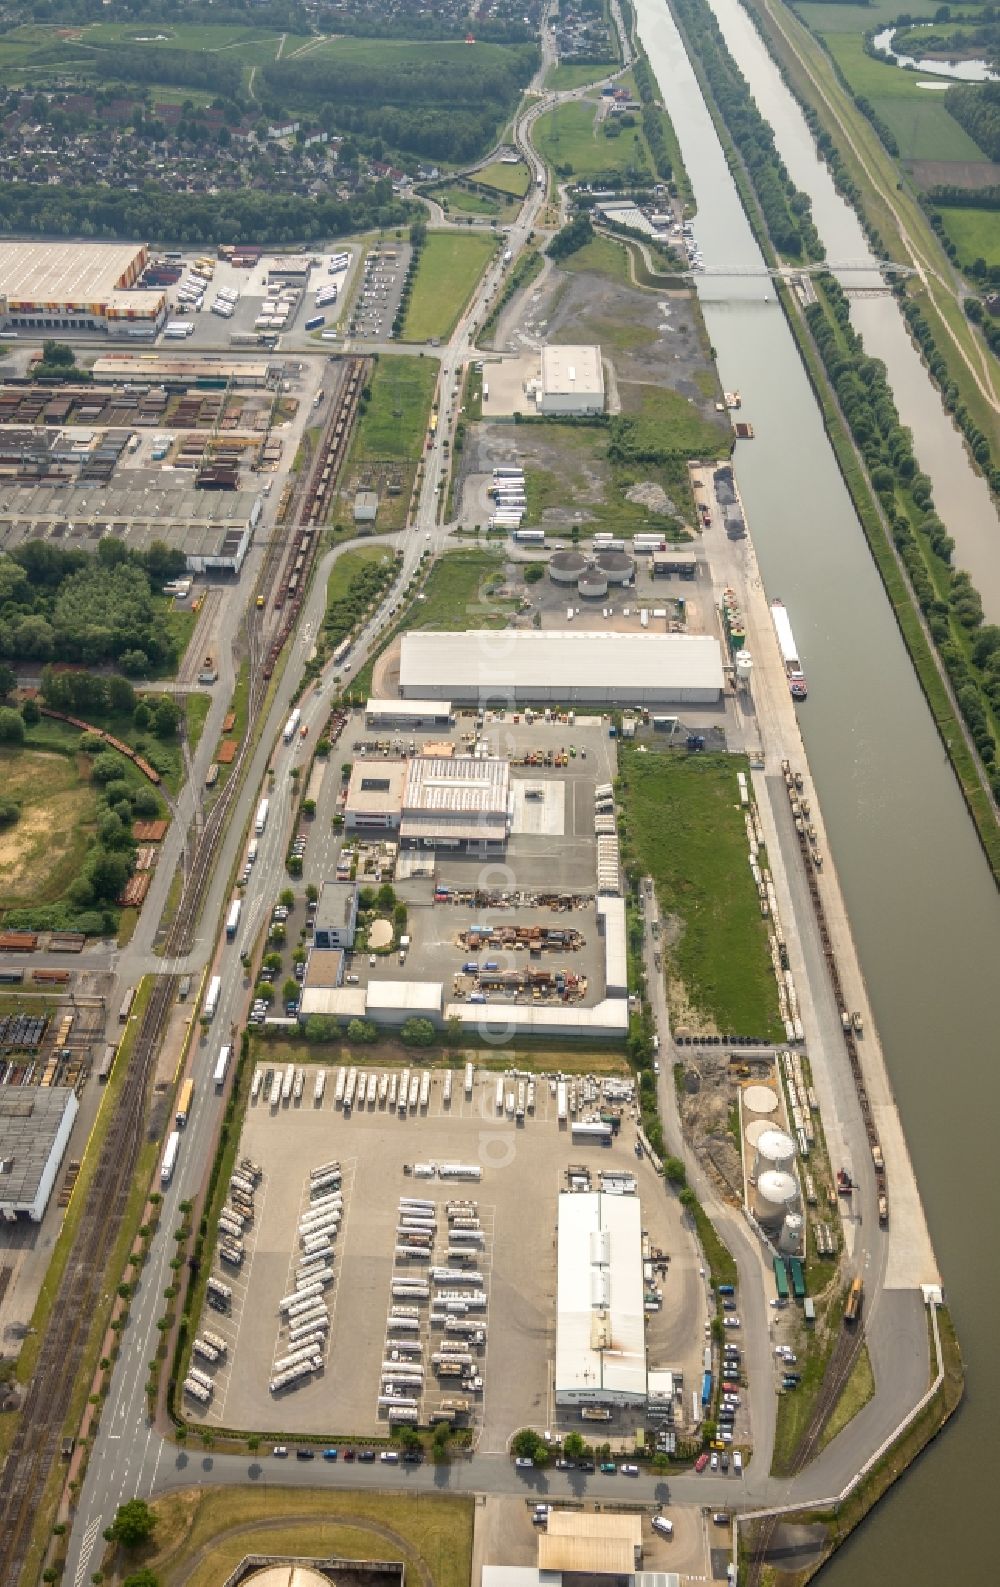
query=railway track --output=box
[0,605,273,1587]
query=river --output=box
[632,1,1000,1579]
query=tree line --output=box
[946,80,1000,161]
[0,538,186,674]
[670,0,823,260]
[0,181,412,247]
[807,278,1000,798]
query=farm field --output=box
[820,33,986,162]
[401,231,495,342]
[619,748,783,1039]
[534,97,651,178]
[475,158,532,196]
[938,204,1000,268]
[792,0,957,32]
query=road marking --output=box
[73,1516,103,1587]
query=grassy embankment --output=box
[434,182,502,217]
[746,0,1000,458]
[475,158,533,197]
[619,747,783,1039]
[339,354,438,533]
[546,59,619,91]
[108,1487,473,1587]
[400,231,496,343]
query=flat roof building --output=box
[400,630,724,706]
[540,1513,643,1576]
[0,1086,79,1222]
[0,241,165,337]
[344,761,408,832]
[538,344,605,416]
[0,472,261,574]
[555,1190,647,1406]
[597,895,628,997]
[312,881,359,950]
[400,755,510,851]
[365,699,453,730]
[90,354,272,388]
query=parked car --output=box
[272,1446,288,1458]
[694,1452,709,1473]
[515,1457,534,1469]
[358,1449,376,1462]
[733,1451,744,1475]
[600,1461,617,1474]
[323,1448,338,1461]
[710,1452,719,1472]
[621,1464,640,1476]
[651,1516,674,1538]
[555,1458,575,1470]
[296,1449,315,1460]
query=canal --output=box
[632,1,1000,1579]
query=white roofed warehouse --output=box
[538,344,605,415]
[399,755,510,852]
[399,630,724,706]
[555,1191,647,1406]
[0,241,165,337]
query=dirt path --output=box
[158,1502,435,1587]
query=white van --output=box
[651,1516,674,1538]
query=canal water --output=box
[633,1,1000,1578]
[705,0,1000,621]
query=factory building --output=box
[555,1191,647,1406]
[537,344,605,415]
[400,630,724,706]
[0,1087,79,1223]
[400,755,510,852]
[0,474,261,574]
[311,881,359,950]
[0,242,165,337]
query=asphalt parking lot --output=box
[186,1067,706,1450]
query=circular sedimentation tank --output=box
[548,550,589,584]
[743,1084,779,1115]
[577,571,609,599]
[594,550,635,584]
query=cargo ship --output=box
[770,599,807,700]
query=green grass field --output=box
[475,158,532,196]
[559,233,633,286]
[620,381,732,459]
[546,60,618,90]
[326,544,396,608]
[938,204,1000,267]
[534,97,651,178]
[401,231,495,342]
[620,748,782,1038]
[350,355,438,462]
[821,33,987,160]
[793,0,956,32]
[406,549,512,632]
[434,182,501,216]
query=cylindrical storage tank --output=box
[594,550,635,585]
[778,1212,804,1255]
[753,1168,800,1229]
[735,649,754,683]
[577,570,608,600]
[548,550,588,585]
[754,1128,796,1178]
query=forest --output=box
[262,43,539,163]
[0,181,411,247]
[0,539,186,673]
[946,81,1000,161]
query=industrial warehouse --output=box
[399,630,725,705]
[0,241,165,336]
[555,1191,647,1406]
[0,1086,79,1223]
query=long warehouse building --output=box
[0,241,165,337]
[555,1190,647,1407]
[399,630,724,705]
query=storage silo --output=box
[594,550,635,585]
[548,550,588,585]
[778,1212,804,1256]
[753,1168,799,1231]
[754,1128,796,1179]
[735,650,754,687]
[577,570,608,600]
